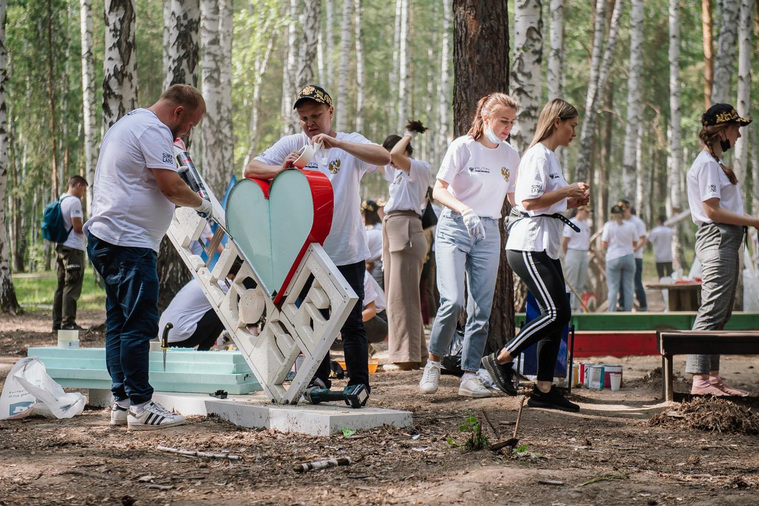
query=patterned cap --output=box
[701,103,751,126]
[610,204,624,214]
[293,85,333,109]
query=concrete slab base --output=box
[87,390,413,436]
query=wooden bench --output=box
[657,330,759,401]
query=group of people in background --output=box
[67,77,755,432]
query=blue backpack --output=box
[41,195,75,243]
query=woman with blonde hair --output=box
[419,93,520,398]
[602,204,638,312]
[481,98,589,411]
[685,103,756,397]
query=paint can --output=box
[602,364,623,389]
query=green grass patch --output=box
[13,269,106,311]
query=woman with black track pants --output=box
[481,99,589,412]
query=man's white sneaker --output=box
[459,375,493,398]
[127,401,186,431]
[110,403,129,426]
[419,361,441,394]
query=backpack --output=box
[41,195,75,243]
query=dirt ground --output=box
[1,309,758,505]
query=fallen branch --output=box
[156,445,241,460]
[293,457,351,473]
[61,470,122,482]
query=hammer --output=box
[303,383,369,409]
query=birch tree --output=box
[622,0,643,197]
[353,0,364,132]
[163,0,200,89]
[668,0,686,271]
[80,0,97,214]
[0,0,19,314]
[711,0,739,104]
[218,0,234,175]
[396,0,409,132]
[45,0,59,200]
[296,0,321,90]
[702,0,714,108]
[436,0,451,166]
[510,0,542,155]
[324,0,334,89]
[546,0,563,101]
[734,0,753,182]
[336,0,353,132]
[281,0,299,134]
[103,0,138,129]
[389,0,402,122]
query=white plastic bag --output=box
[0,358,86,420]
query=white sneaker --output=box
[110,403,129,426]
[419,361,441,394]
[127,401,186,431]
[459,375,493,398]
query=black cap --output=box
[293,85,333,109]
[701,103,751,127]
[610,204,624,214]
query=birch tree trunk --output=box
[281,0,299,134]
[510,0,542,155]
[390,0,402,123]
[734,0,753,183]
[0,0,19,314]
[336,0,353,132]
[437,0,451,167]
[396,0,409,132]
[243,32,275,169]
[46,0,59,200]
[297,0,321,90]
[325,0,333,89]
[669,0,686,272]
[453,0,513,351]
[702,0,714,108]
[103,0,138,129]
[163,0,200,89]
[546,0,563,101]
[218,0,234,179]
[575,0,621,184]
[622,0,643,196]
[163,0,171,78]
[80,0,97,215]
[200,0,227,196]
[353,0,364,133]
[711,0,739,104]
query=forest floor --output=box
[1,309,758,505]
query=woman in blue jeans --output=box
[418,92,520,398]
[602,204,638,312]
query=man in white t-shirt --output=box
[648,215,674,278]
[561,205,591,311]
[244,84,390,397]
[619,199,648,311]
[52,175,88,332]
[84,85,211,431]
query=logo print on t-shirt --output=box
[468,166,490,174]
[162,153,173,163]
[708,184,717,193]
[329,159,342,174]
[531,184,543,194]
[500,167,510,182]
[549,173,560,179]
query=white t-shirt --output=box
[384,159,431,214]
[506,143,568,259]
[255,132,378,266]
[601,220,637,261]
[562,217,591,251]
[159,278,228,344]
[365,225,382,262]
[59,194,85,251]
[648,225,673,262]
[626,215,647,259]
[363,270,386,313]
[436,135,520,219]
[687,150,744,227]
[84,109,177,252]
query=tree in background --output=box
[622,0,643,199]
[452,0,513,352]
[509,0,542,155]
[163,0,200,90]
[79,0,97,215]
[103,0,137,129]
[710,0,738,104]
[546,0,563,101]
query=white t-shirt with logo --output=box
[255,132,379,266]
[84,109,177,252]
[562,217,591,251]
[648,225,673,262]
[436,135,520,219]
[363,270,386,313]
[60,194,85,251]
[687,150,744,227]
[601,220,637,261]
[159,278,228,344]
[506,142,568,259]
[384,159,431,214]
[626,215,647,259]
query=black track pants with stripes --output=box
[505,250,571,382]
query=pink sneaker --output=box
[690,380,730,396]
[710,376,750,397]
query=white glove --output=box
[194,199,213,220]
[403,130,418,139]
[461,208,486,241]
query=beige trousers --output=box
[383,212,428,363]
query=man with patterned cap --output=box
[245,84,390,399]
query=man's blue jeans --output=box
[87,233,159,404]
[607,254,635,312]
